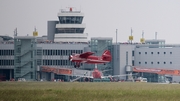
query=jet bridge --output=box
[133,67,180,76]
[133,67,180,82]
[40,66,90,81]
[41,66,73,75]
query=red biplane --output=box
[69,50,112,68]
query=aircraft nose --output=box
[69,55,73,61]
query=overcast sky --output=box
[0,0,180,43]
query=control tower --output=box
[49,7,88,42]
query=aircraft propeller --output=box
[69,55,73,61]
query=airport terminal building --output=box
[1,35,180,82]
[112,39,180,82]
[1,8,180,82]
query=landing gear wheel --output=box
[77,65,80,68]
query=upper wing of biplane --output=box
[79,52,94,58]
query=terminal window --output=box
[151,62,153,64]
[157,62,160,64]
[132,50,134,56]
[132,60,134,66]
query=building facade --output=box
[14,36,39,81]
[38,42,88,81]
[0,41,14,81]
[2,37,180,82]
[112,40,180,82]
[90,37,113,76]
[112,43,135,80]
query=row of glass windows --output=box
[36,50,42,56]
[43,50,83,56]
[139,61,172,64]
[43,60,81,66]
[59,16,83,24]
[0,59,77,66]
[56,28,84,33]
[0,50,14,56]
[37,59,42,65]
[0,59,174,66]
[0,49,83,56]
[139,52,172,55]
[0,60,14,66]
[91,40,112,45]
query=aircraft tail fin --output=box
[102,50,112,61]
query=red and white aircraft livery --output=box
[69,50,112,68]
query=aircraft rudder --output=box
[102,50,112,61]
[102,50,111,56]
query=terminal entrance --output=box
[133,67,180,83]
[0,69,14,81]
[54,74,70,82]
[41,66,72,81]
[136,72,166,82]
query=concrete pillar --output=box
[65,75,69,82]
[51,73,54,81]
[36,72,40,81]
[41,72,47,81]
[10,69,12,80]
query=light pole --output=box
[115,29,118,76]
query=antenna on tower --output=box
[14,28,18,36]
[129,27,133,44]
[155,32,157,40]
[33,26,38,36]
[140,30,145,43]
[34,26,37,32]
[116,29,117,45]
[142,30,144,38]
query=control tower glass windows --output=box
[59,16,83,24]
[56,28,84,33]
